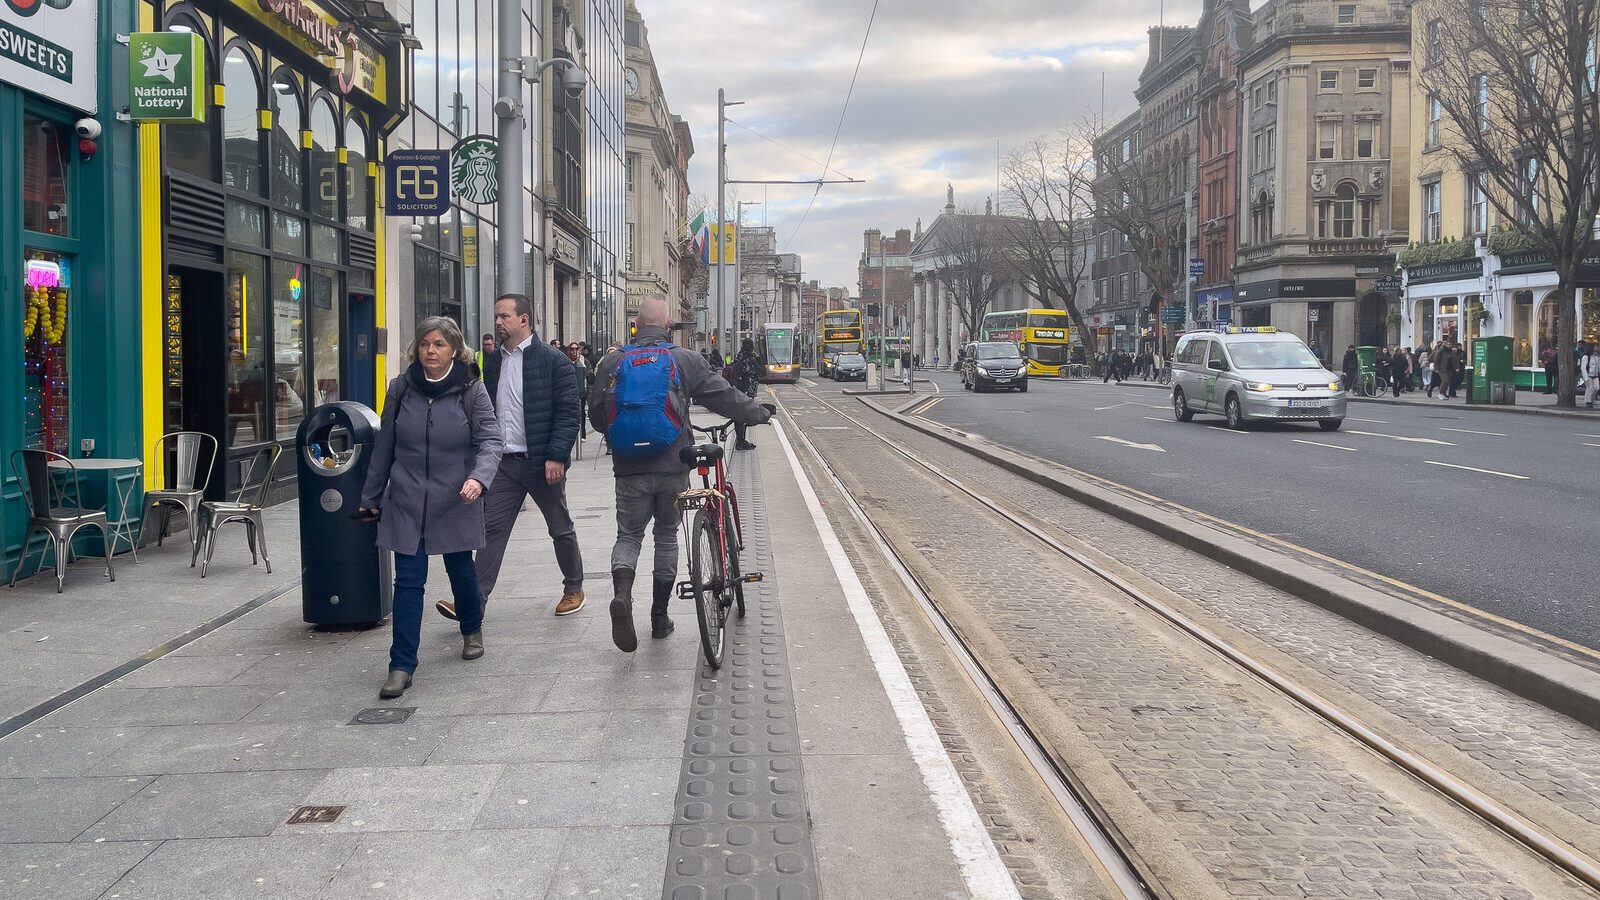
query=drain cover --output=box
[349,706,414,725]
[286,805,345,825]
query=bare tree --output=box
[1419,0,1600,407]
[926,208,1012,343]
[1000,130,1099,353]
[1090,116,1188,334]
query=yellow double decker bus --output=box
[816,308,862,376]
[981,307,1073,376]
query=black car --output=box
[831,352,867,381]
[961,341,1029,392]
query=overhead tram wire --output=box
[725,118,856,183]
[784,0,880,252]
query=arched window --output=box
[345,115,371,231]
[164,17,214,180]
[309,98,339,221]
[270,69,304,211]
[1512,290,1534,366]
[221,46,263,194]
[1333,183,1357,238]
[1536,292,1561,363]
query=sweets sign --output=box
[0,0,96,113]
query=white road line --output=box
[1143,404,1171,410]
[1292,438,1358,452]
[1094,435,1166,452]
[1142,416,1168,422]
[799,378,818,387]
[774,421,1022,899]
[1424,460,1529,480]
[1205,426,1245,435]
[1093,402,1136,411]
[1346,429,1456,446]
[814,426,851,430]
[1578,434,1600,439]
[1440,427,1507,436]
[1347,416,1388,423]
[1583,443,1600,449]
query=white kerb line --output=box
[773,420,1021,900]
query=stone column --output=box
[934,281,947,366]
[947,294,960,365]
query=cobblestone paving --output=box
[782,390,1590,899]
[871,401,1600,859]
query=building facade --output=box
[858,227,914,335]
[1233,0,1411,355]
[1091,112,1146,353]
[622,2,694,335]
[1136,24,1199,346]
[1194,0,1254,332]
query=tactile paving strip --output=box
[662,448,823,900]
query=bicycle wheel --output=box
[688,510,726,670]
[724,500,746,619]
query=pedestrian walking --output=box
[1449,340,1466,398]
[476,334,495,374]
[588,296,775,652]
[1541,345,1559,394]
[568,342,591,438]
[359,316,503,699]
[1433,341,1455,399]
[1389,345,1408,398]
[1307,339,1322,365]
[1341,344,1359,391]
[436,293,586,623]
[1419,346,1434,396]
[1583,343,1600,408]
[729,339,763,450]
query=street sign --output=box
[1309,309,1320,323]
[450,135,500,205]
[129,32,205,123]
[1160,306,1187,324]
[1374,274,1402,292]
[1188,258,1205,277]
[384,150,450,216]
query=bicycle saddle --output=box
[679,443,725,467]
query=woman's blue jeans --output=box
[390,539,482,674]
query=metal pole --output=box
[879,243,887,390]
[1183,162,1193,353]
[715,89,726,356]
[495,0,524,299]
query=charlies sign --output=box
[257,0,376,96]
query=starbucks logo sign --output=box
[450,136,499,205]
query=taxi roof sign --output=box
[1222,326,1278,334]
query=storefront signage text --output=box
[0,0,95,112]
[129,32,206,123]
[450,136,500,205]
[257,0,371,96]
[383,149,450,216]
[1406,258,1483,286]
[1233,279,1357,303]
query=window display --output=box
[22,115,70,237]
[23,251,70,454]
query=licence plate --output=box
[1287,399,1323,409]
[992,376,1012,382]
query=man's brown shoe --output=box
[435,599,458,620]
[554,590,585,616]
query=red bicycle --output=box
[676,419,764,669]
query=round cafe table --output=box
[48,457,144,561]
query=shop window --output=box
[1512,290,1533,365]
[309,99,339,222]
[311,223,340,263]
[1415,299,1434,345]
[1536,294,1560,361]
[22,250,70,454]
[273,211,306,257]
[222,48,263,194]
[345,116,370,231]
[271,259,307,441]
[227,199,267,248]
[1438,297,1460,343]
[310,267,341,406]
[1465,295,1484,350]
[1586,288,1600,343]
[270,71,305,211]
[226,253,268,448]
[22,116,70,236]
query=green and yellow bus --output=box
[980,307,1073,376]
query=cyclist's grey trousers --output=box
[611,471,689,582]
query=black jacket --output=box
[482,333,582,467]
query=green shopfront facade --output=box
[0,0,144,575]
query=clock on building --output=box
[624,68,640,97]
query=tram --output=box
[760,322,801,383]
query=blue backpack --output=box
[608,344,685,457]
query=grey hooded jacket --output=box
[360,366,504,555]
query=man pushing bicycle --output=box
[588,296,774,653]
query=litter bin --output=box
[297,402,392,627]
[1355,345,1378,394]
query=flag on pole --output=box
[689,212,710,264]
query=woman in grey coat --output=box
[359,316,503,699]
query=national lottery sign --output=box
[129,32,206,123]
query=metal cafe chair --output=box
[142,431,220,562]
[8,449,116,593]
[195,442,283,578]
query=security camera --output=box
[561,65,587,99]
[493,96,520,120]
[75,117,101,139]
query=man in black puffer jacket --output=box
[436,293,585,623]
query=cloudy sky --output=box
[638,0,1204,292]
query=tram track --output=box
[782,384,1600,897]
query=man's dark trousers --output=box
[476,455,583,602]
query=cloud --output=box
[636,0,1200,291]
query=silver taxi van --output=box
[1170,327,1347,431]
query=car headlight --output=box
[1248,382,1274,392]
[1328,381,1342,391]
